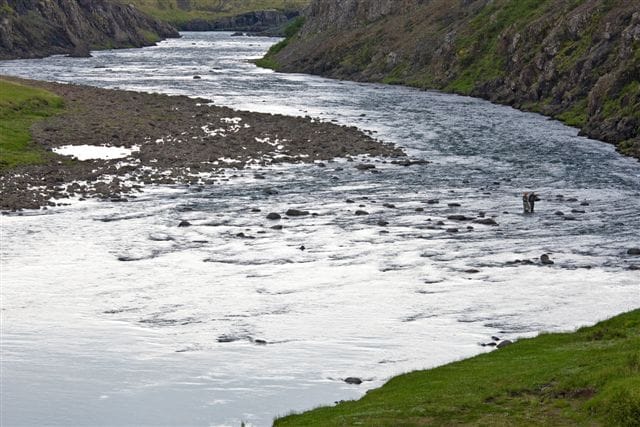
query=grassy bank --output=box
[254,16,305,69]
[124,0,308,27]
[0,79,64,170]
[276,309,640,426]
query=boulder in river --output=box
[286,209,310,217]
[627,248,640,256]
[540,254,554,265]
[178,220,191,227]
[355,210,369,216]
[447,214,469,221]
[344,377,362,385]
[474,218,498,226]
[355,164,376,171]
[266,212,281,220]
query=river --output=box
[1,32,639,427]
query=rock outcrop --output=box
[268,0,640,159]
[0,0,179,60]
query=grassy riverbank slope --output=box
[276,309,640,426]
[124,0,308,29]
[264,0,640,159]
[0,79,64,170]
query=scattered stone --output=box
[554,211,565,216]
[346,199,355,204]
[178,220,191,227]
[474,218,498,226]
[299,245,306,251]
[193,75,202,79]
[271,225,283,230]
[344,377,363,385]
[491,336,500,341]
[355,164,376,171]
[436,221,445,226]
[426,199,439,204]
[446,228,459,233]
[580,201,590,206]
[571,209,585,214]
[391,159,430,167]
[415,207,424,212]
[448,203,461,207]
[627,248,640,255]
[540,254,554,265]
[497,339,513,349]
[447,214,469,221]
[355,210,369,216]
[253,339,267,345]
[465,269,480,273]
[266,212,281,220]
[251,208,261,212]
[286,209,310,217]
[566,198,578,202]
[383,203,396,208]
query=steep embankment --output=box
[267,0,640,159]
[0,0,178,60]
[125,0,308,33]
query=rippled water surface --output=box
[1,33,639,426]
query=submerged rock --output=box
[540,254,554,265]
[286,209,310,217]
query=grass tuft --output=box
[0,79,64,170]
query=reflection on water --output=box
[1,32,639,426]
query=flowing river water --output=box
[1,32,639,426]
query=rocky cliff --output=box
[180,9,299,34]
[0,0,179,60]
[268,0,640,158]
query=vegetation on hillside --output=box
[255,16,305,69]
[276,309,640,426]
[123,0,308,26]
[0,79,64,170]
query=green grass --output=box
[0,79,64,170]
[122,0,309,27]
[275,309,640,426]
[255,16,305,70]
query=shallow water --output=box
[1,32,639,427]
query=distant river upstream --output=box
[1,33,639,426]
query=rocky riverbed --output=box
[0,77,403,211]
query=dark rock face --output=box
[271,0,640,159]
[0,0,179,60]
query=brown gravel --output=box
[1,76,405,211]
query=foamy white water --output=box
[1,33,639,427]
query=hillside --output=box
[265,0,640,159]
[276,309,640,426]
[124,0,309,32]
[0,0,178,60]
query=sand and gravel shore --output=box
[1,76,405,211]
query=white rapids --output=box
[1,32,639,427]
